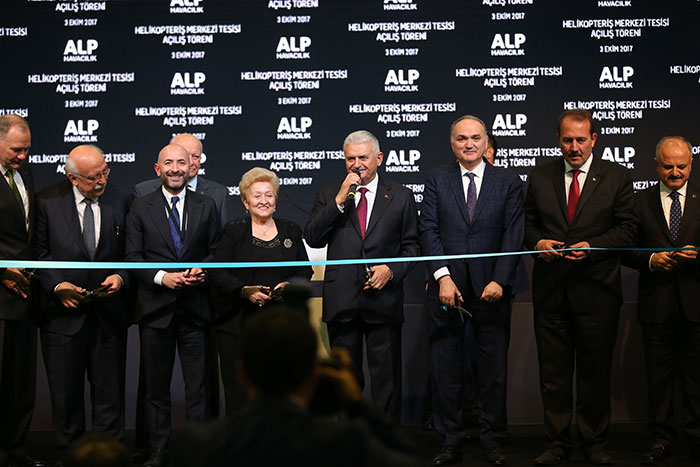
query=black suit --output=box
[0,163,37,462]
[304,176,420,420]
[125,188,219,450]
[170,397,423,467]
[524,156,635,452]
[624,182,700,450]
[209,217,313,413]
[35,180,130,449]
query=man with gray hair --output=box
[305,130,420,421]
[0,115,45,467]
[36,144,131,457]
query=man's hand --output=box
[481,281,503,303]
[438,275,463,308]
[334,172,362,206]
[317,347,363,406]
[242,285,272,307]
[162,272,187,290]
[564,241,590,261]
[183,268,206,286]
[363,265,392,291]
[535,239,564,262]
[272,281,289,301]
[55,282,85,309]
[1,268,31,299]
[673,245,698,262]
[650,251,679,272]
[99,274,123,297]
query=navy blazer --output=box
[36,180,131,335]
[624,181,700,323]
[305,176,420,324]
[420,160,524,297]
[125,188,220,328]
[0,162,36,321]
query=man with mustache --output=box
[35,145,131,457]
[419,115,524,466]
[305,130,420,422]
[624,136,700,465]
[125,144,220,467]
[524,109,635,465]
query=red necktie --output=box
[357,187,368,239]
[567,169,580,223]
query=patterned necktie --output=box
[5,169,26,220]
[465,172,476,222]
[567,169,581,223]
[83,198,96,259]
[669,191,681,241]
[357,187,368,239]
[168,196,182,257]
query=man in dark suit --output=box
[133,133,236,227]
[35,145,131,455]
[524,109,635,465]
[125,144,219,467]
[0,115,45,467]
[419,115,523,466]
[624,136,700,465]
[171,308,422,467]
[304,130,420,421]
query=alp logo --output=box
[602,146,635,169]
[276,37,311,60]
[492,114,527,137]
[277,117,312,140]
[599,66,634,89]
[384,0,418,10]
[64,119,99,143]
[384,69,419,92]
[63,39,98,63]
[490,33,526,56]
[170,0,204,14]
[385,149,420,173]
[171,72,206,95]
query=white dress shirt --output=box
[564,155,593,202]
[1,164,30,229]
[72,185,102,246]
[155,186,187,285]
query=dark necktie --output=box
[465,172,476,222]
[567,169,581,223]
[5,169,26,220]
[168,196,182,257]
[669,191,681,241]
[357,187,368,239]
[83,198,96,259]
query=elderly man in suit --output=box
[0,115,45,467]
[36,145,131,454]
[525,109,635,465]
[125,144,219,467]
[624,136,700,465]
[133,133,236,227]
[305,130,420,422]
[419,115,523,466]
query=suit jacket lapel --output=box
[649,185,674,244]
[572,156,602,221]
[0,169,26,225]
[365,179,391,238]
[678,182,699,244]
[345,183,362,238]
[97,189,113,256]
[147,194,178,257]
[59,184,90,259]
[448,163,471,225]
[472,163,495,221]
[549,159,568,224]
[181,194,202,257]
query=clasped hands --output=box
[651,245,697,272]
[535,239,590,262]
[1,267,32,299]
[162,268,206,290]
[242,281,289,307]
[55,274,123,309]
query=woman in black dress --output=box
[210,167,312,413]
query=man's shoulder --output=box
[37,179,72,201]
[103,184,131,204]
[379,176,412,195]
[134,178,160,197]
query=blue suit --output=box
[419,160,524,448]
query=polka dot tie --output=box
[669,191,681,241]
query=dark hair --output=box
[486,131,498,153]
[62,433,129,467]
[557,109,596,136]
[240,308,317,396]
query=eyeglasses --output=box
[73,167,110,182]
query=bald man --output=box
[36,145,131,454]
[133,133,237,227]
[125,144,220,467]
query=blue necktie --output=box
[168,196,182,257]
[465,172,476,222]
[83,198,96,260]
[669,191,681,241]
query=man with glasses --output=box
[35,144,131,458]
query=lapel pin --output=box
[693,194,698,199]
[385,194,389,199]
[592,177,597,182]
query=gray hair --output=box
[655,136,693,158]
[0,115,29,141]
[450,115,487,138]
[343,130,380,155]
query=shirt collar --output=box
[459,159,486,178]
[162,185,187,204]
[72,185,98,204]
[564,154,594,174]
[659,180,688,198]
[360,173,379,193]
[188,175,198,191]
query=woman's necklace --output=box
[254,221,275,236]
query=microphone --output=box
[347,169,361,199]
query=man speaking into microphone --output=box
[305,130,419,421]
